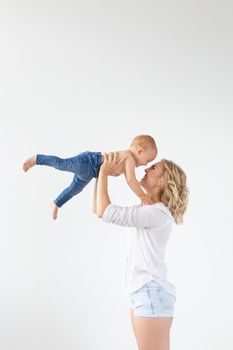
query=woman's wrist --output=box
[99,168,108,177]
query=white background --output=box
[1,1,233,349]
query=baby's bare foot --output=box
[51,201,59,220]
[23,155,36,172]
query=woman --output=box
[94,153,189,350]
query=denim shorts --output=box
[128,280,176,318]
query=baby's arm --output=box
[124,157,152,205]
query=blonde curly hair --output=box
[160,159,189,225]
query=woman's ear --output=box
[159,178,165,188]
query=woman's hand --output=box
[100,152,123,177]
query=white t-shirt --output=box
[102,202,176,297]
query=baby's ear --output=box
[137,147,144,154]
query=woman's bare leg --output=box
[130,308,173,350]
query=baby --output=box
[23,135,157,220]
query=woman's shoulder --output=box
[146,202,174,222]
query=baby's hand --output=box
[140,194,153,205]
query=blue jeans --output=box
[36,151,103,207]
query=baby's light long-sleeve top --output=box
[102,202,176,297]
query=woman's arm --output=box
[96,152,121,218]
[92,178,98,214]
[96,168,111,218]
[95,154,171,228]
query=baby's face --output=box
[135,147,157,167]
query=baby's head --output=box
[129,135,157,167]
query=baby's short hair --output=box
[130,135,157,151]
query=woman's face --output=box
[140,161,164,191]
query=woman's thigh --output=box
[130,308,173,350]
[128,280,176,350]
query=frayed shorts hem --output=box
[131,309,175,318]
